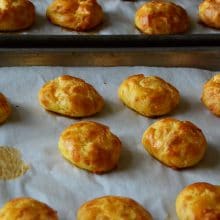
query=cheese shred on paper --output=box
[0,146,29,180]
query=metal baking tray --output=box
[0,47,220,70]
[1,0,220,48]
[0,54,219,220]
[1,34,220,48]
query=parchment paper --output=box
[0,66,219,220]
[2,0,219,35]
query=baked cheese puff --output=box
[38,75,104,117]
[0,93,11,124]
[58,121,122,173]
[201,73,220,116]
[0,197,58,220]
[199,0,220,29]
[118,74,180,117]
[142,118,207,169]
[176,182,220,220]
[46,0,103,31]
[77,196,153,220]
[135,0,190,35]
[0,0,35,31]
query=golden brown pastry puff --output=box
[0,197,58,220]
[142,118,207,169]
[176,182,220,220]
[0,0,35,31]
[77,195,153,220]
[38,75,104,117]
[199,0,220,29]
[46,0,103,31]
[0,93,11,124]
[201,73,220,116]
[58,121,122,173]
[135,0,190,35]
[118,74,180,117]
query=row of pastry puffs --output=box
[1,73,217,171]
[0,0,219,33]
[0,182,220,219]
[0,73,220,219]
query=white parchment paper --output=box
[0,66,220,220]
[2,0,220,35]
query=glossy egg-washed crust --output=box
[0,197,58,220]
[0,0,35,31]
[38,75,104,117]
[201,73,220,116]
[135,0,189,35]
[142,118,207,169]
[0,93,11,124]
[46,0,103,31]
[199,0,220,29]
[176,182,220,220]
[77,196,153,220]
[118,74,180,117]
[58,121,122,173]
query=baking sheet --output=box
[3,0,220,35]
[0,66,220,220]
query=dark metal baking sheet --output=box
[1,0,220,48]
[1,34,220,48]
[0,47,220,70]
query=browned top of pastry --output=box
[77,195,153,220]
[135,0,189,34]
[199,0,220,29]
[0,197,58,220]
[38,75,104,117]
[201,73,220,116]
[46,0,103,31]
[142,118,207,169]
[118,74,180,117]
[58,121,122,173]
[0,93,11,124]
[176,182,220,220]
[0,0,35,31]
